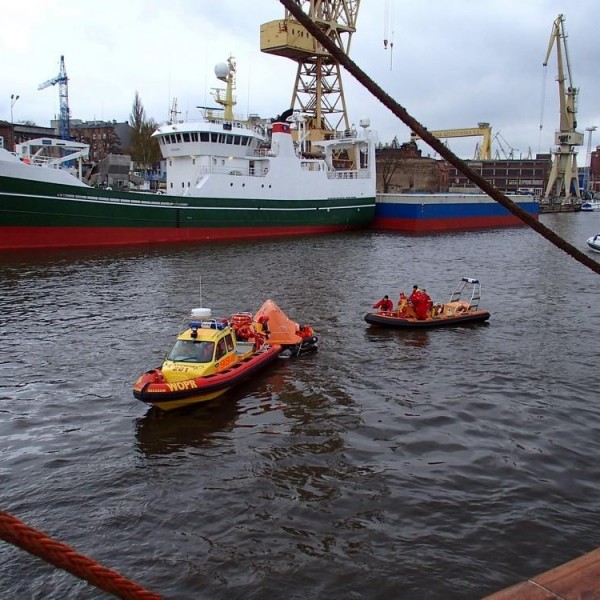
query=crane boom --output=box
[260,0,360,144]
[410,123,492,160]
[38,55,70,140]
[543,14,584,200]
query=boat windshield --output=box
[167,340,215,363]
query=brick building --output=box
[445,155,552,197]
[0,121,58,152]
[68,120,133,162]
[375,139,554,197]
[1,119,133,166]
[589,146,600,193]
[376,140,448,193]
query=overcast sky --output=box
[2,0,599,160]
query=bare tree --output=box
[129,92,161,172]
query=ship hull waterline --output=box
[372,193,539,233]
[0,176,375,251]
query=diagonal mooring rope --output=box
[278,0,600,277]
[0,510,162,600]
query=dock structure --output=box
[485,547,600,599]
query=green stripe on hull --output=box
[0,175,375,229]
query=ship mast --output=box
[212,56,237,121]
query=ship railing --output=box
[11,152,62,169]
[326,170,371,180]
[300,161,324,172]
[323,129,358,141]
[192,164,268,178]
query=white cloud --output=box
[2,0,599,157]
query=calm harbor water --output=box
[1,212,600,599]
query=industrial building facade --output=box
[376,142,554,197]
[445,156,553,197]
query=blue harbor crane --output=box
[38,55,70,140]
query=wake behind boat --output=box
[133,299,318,411]
[365,278,491,329]
[0,58,376,251]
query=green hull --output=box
[0,175,376,250]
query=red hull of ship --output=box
[0,224,361,251]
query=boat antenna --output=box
[199,274,203,308]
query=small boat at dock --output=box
[586,233,600,253]
[581,199,600,212]
[133,299,317,411]
[365,277,490,329]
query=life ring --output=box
[236,324,253,340]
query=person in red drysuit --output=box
[409,285,428,320]
[373,295,394,312]
[421,289,433,317]
[408,285,422,306]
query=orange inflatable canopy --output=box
[254,299,303,345]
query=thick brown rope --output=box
[0,511,162,600]
[278,0,600,276]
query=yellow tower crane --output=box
[260,0,360,145]
[410,123,492,160]
[543,14,584,201]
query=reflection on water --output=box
[2,218,600,599]
[364,325,432,348]
[135,360,297,456]
[135,400,242,456]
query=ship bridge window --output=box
[226,134,233,144]
[233,135,241,145]
[223,122,232,131]
[211,133,218,142]
[176,134,183,143]
[183,133,190,142]
[201,132,209,142]
[191,132,198,142]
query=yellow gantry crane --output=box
[410,123,493,160]
[260,0,360,144]
[543,13,584,200]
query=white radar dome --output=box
[359,118,370,129]
[214,63,229,79]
